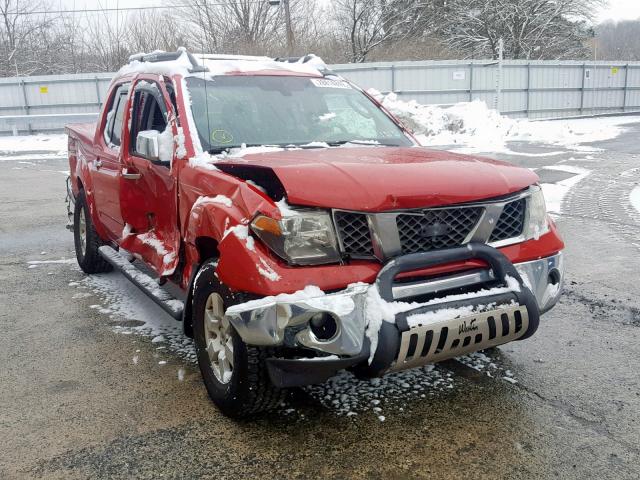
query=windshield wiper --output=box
[208,143,281,154]
[325,140,401,147]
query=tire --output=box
[192,259,287,417]
[73,189,112,274]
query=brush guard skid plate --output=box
[367,243,541,375]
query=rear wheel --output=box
[192,259,287,417]
[73,189,112,274]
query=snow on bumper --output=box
[224,249,564,358]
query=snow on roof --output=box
[118,49,328,79]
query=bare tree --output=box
[335,0,430,63]
[81,10,131,72]
[0,0,59,75]
[438,0,602,60]
[175,0,282,55]
[595,19,640,61]
[127,10,189,55]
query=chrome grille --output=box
[334,211,374,257]
[489,198,526,242]
[396,207,483,254]
[333,189,533,260]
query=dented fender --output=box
[179,168,282,289]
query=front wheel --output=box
[73,189,112,274]
[192,260,287,417]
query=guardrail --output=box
[1,59,639,135]
[0,113,98,136]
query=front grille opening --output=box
[397,207,483,254]
[490,198,526,242]
[334,211,374,258]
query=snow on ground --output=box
[67,270,197,363]
[0,134,67,157]
[538,164,591,215]
[372,90,639,155]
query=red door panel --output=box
[118,77,180,277]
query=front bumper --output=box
[225,246,564,386]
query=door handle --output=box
[122,170,142,180]
[95,159,102,170]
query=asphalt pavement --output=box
[1,124,639,479]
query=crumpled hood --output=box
[216,147,539,211]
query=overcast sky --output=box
[58,0,640,23]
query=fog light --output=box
[548,269,561,286]
[309,312,338,341]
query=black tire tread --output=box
[193,259,287,418]
[241,344,288,416]
[74,189,112,274]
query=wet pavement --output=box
[1,124,639,479]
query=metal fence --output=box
[1,59,640,135]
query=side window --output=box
[110,93,128,147]
[130,81,171,162]
[102,84,129,147]
[163,77,179,126]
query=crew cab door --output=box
[92,82,129,237]
[119,78,180,277]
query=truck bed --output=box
[65,122,96,145]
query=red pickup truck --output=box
[66,49,564,417]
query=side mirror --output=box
[136,130,160,161]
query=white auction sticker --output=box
[310,78,352,89]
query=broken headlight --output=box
[524,187,550,240]
[250,210,341,265]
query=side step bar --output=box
[98,246,184,320]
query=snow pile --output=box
[371,89,639,154]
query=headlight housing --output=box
[250,209,341,265]
[524,187,550,240]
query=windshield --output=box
[185,75,413,152]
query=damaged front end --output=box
[224,243,564,388]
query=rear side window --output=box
[110,94,128,146]
[103,84,129,147]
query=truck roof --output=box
[117,48,329,81]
